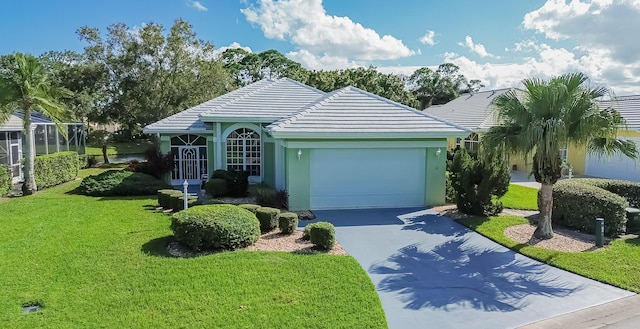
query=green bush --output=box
[445,171,456,203]
[568,178,640,208]
[169,194,199,212]
[0,165,11,197]
[34,151,79,190]
[309,221,336,250]
[278,212,298,235]
[239,204,261,213]
[255,207,281,232]
[254,183,278,207]
[158,189,182,208]
[302,223,316,241]
[212,169,248,197]
[171,204,260,251]
[78,170,171,196]
[205,178,228,197]
[449,149,510,216]
[552,180,628,236]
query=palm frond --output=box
[589,138,638,159]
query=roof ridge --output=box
[269,87,349,130]
[211,79,275,110]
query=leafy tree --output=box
[449,148,510,216]
[221,48,308,86]
[408,63,478,109]
[482,72,637,239]
[0,53,72,195]
[77,19,234,137]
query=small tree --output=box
[449,148,510,216]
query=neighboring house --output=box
[424,90,640,181]
[144,78,469,211]
[0,112,85,183]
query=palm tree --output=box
[0,53,71,195]
[482,72,637,239]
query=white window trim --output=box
[222,124,262,183]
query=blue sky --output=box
[2,0,639,93]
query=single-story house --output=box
[425,90,640,181]
[0,111,85,183]
[144,78,469,211]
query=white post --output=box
[183,180,189,210]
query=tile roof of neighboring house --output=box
[422,88,517,131]
[0,111,60,132]
[266,86,469,137]
[599,95,640,131]
[144,78,326,133]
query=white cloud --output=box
[523,0,640,64]
[286,49,361,70]
[213,42,253,58]
[458,36,495,58]
[186,0,208,11]
[419,30,437,46]
[241,0,415,64]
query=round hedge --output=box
[171,204,260,251]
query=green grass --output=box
[499,184,539,210]
[458,215,640,292]
[0,174,386,329]
[86,141,153,156]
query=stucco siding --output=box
[263,142,275,187]
[425,147,447,206]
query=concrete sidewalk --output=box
[519,294,640,329]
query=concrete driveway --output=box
[304,208,634,329]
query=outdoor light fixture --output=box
[297,149,303,160]
[436,148,442,157]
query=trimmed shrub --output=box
[158,189,182,208]
[34,151,79,190]
[278,212,298,235]
[309,221,336,250]
[212,169,248,197]
[552,180,628,236]
[449,149,510,216]
[239,204,261,213]
[255,207,281,232]
[0,165,11,197]
[205,178,228,198]
[254,183,278,207]
[302,223,316,241]
[78,170,171,196]
[169,194,199,212]
[171,204,260,251]
[568,178,640,208]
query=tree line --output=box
[2,19,483,138]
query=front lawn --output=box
[0,176,386,328]
[458,215,640,292]
[86,140,153,156]
[499,184,539,210]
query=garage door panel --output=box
[585,137,640,181]
[310,148,426,209]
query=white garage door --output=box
[585,137,640,181]
[310,148,426,209]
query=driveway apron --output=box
[306,208,634,329]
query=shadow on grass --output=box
[623,238,640,247]
[141,235,175,257]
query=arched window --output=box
[226,128,260,177]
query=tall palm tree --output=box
[0,53,71,195]
[482,72,637,239]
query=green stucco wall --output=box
[424,147,447,206]
[285,147,310,211]
[263,142,275,186]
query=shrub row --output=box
[302,221,336,250]
[34,151,79,190]
[157,189,199,211]
[568,178,640,208]
[78,170,171,196]
[0,165,11,196]
[552,180,628,236]
[171,204,260,251]
[256,207,280,232]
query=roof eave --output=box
[268,131,470,140]
[199,115,279,123]
[142,128,210,134]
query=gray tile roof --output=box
[423,88,516,131]
[143,78,325,133]
[266,86,469,137]
[599,95,640,131]
[0,111,59,132]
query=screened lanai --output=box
[0,112,85,183]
